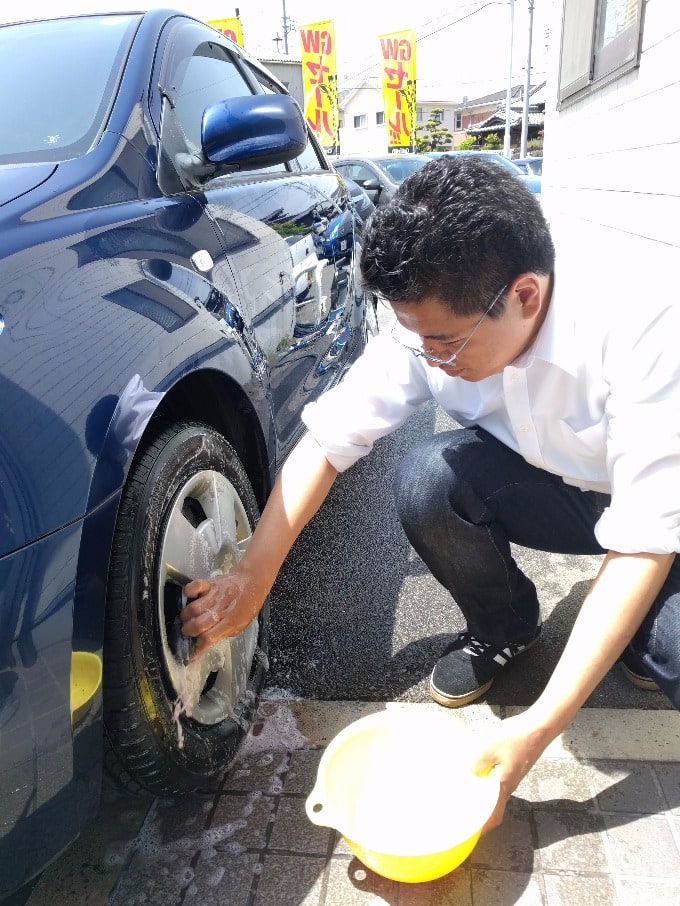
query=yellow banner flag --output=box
[208,17,244,47]
[379,29,417,149]
[299,20,339,153]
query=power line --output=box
[344,0,508,84]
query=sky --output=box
[2,0,559,101]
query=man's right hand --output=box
[179,565,267,658]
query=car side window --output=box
[245,61,323,173]
[172,42,252,151]
[293,132,324,171]
[341,164,375,183]
[158,29,289,189]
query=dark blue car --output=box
[0,9,376,897]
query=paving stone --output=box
[543,872,617,905]
[223,750,290,794]
[284,748,324,795]
[25,790,152,906]
[143,796,214,847]
[515,758,596,811]
[269,795,333,854]
[654,763,680,815]
[533,809,608,873]
[471,800,535,872]
[589,761,666,813]
[397,866,472,905]
[470,869,544,905]
[113,846,197,904]
[331,829,354,856]
[209,792,276,851]
[602,813,680,877]
[616,877,680,904]
[323,857,396,905]
[185,850,259,905]
[254,854,325,905]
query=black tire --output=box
[103,420,269,796]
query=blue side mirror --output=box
[202,94,307,169]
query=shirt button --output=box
[518,424,529,433]
[509,373,519,382]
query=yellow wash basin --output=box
[306,709,499,883]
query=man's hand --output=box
[472,712,552,833]
[179,566,267,658]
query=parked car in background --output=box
[333,154,432,207]
[514,156,543,176]
[429,150,541,196]
[342,176,376,223]
[0,9,377,898]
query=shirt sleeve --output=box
[301,326,434,472]
[595,302,680,554]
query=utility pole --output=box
[503,0,515,159]
[281,0,294,55]
[520,0,535,158]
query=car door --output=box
[153,20,359,452]
[336,161,387,205]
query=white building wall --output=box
[339,87,388,156]
[542,1,680,305]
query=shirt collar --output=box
[511,277,578,377]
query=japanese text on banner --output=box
[207,17,244,47]
[300,20,339,154]
[379,30,416,149]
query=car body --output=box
[431,150,542,195]
[342,176,376,223]
[514,156,543,176]
[0,9,376,897]
[333,154,432,206]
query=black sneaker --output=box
[619,645,660,692]
[429,629,541,708]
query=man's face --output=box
[390,277,548,382]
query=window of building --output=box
[353,114,367,128]
[432,110,444,124]
[558,0,643,104]
[455,112,463,131]
[376,111,385,125]
[416,107,423,122]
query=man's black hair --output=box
[360,155,555,317]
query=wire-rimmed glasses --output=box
[390,283,508,366]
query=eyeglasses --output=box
[390,283,508,366]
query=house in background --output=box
[338,77,456,156]
[542,0,679,309]
[258,55,304,111]
[338,79,386,156]
[465,82,546,153]
[450,87,522,148]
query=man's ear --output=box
[511,273,545,320]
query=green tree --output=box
[415,108,453,152]
[457,135,476,150]
[483,132,502,150]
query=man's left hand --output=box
[472,712,551,832]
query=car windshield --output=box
[0,15,140,164]
[479,154,523,174]
[377,156,429,183]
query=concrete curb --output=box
[251,698,680,762]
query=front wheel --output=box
[103,421,268,796]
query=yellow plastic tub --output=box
[305,709,499,883]
[70,651,102,726]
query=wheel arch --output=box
[72,366,274,707]
[141,369,274,513]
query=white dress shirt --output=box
[301,287,680,554]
